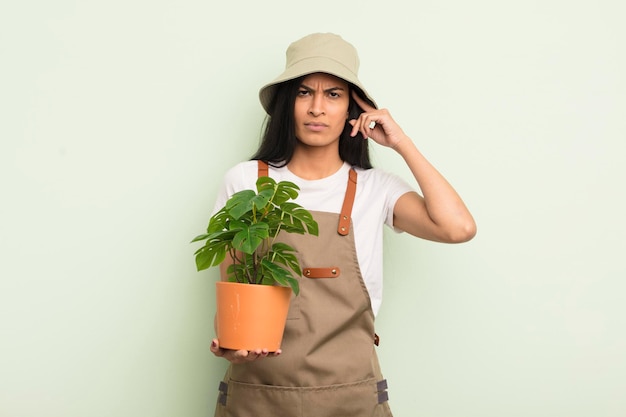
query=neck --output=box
[288,145,344,180]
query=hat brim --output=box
[259,56,377,115]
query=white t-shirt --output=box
[212,160,414,316]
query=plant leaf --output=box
[192,229,239,246]
[279,202,319,236]
[205,208,231,233]
[194,241,228,271]
[256,176,277,191]
[251,189,273,212]
[190,233,210,243]
[270,242,302,276]
[232,223,269,254]
[272,181,300,205]
[260,259,300,295]
[226,190,256,220]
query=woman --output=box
[209,32,476,417]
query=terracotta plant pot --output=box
[215,281,292,352]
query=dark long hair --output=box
[251,75,375,169]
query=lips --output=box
[304,122,328,132]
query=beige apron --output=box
[213,161,392,417]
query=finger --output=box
[352,90,376,112]
[349,119,360,138]
[349,112,369,139]
[248,349,262,360]
[236,349,251,358]
[226,349,251,363]
[210,339,223,356]
[235,348,261,361]
[360,114,375,140]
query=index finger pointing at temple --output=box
[351,90,376,112]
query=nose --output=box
[308,94,325,116]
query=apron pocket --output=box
[217,380,301,417]
[301,378,383,417]
[217,378,390,417]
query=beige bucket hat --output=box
[258,33,377,114]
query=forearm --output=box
[393,135,476,242]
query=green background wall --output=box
[2,0,625,415]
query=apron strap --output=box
[256,160,358,236]
[257,159,269,178]
[338,168,357,236]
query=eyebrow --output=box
[299,84,346,93]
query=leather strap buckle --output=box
[303,267,340,278]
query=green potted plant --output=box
[192,176,318,351]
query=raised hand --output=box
[349,91,408,149]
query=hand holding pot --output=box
[210,339,282,364]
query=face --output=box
[293,73,350,150]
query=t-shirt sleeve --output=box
[382,171,415,232]
[211,162,257,215]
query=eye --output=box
[327,89,344,99]
[298,89,310,96]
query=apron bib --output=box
[214,161,392,417]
